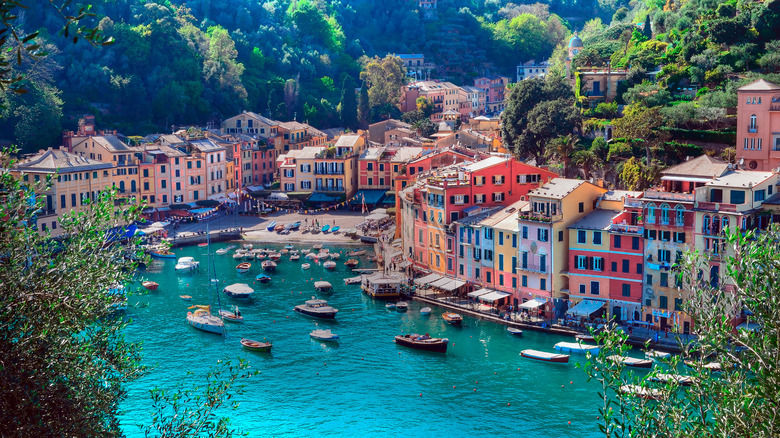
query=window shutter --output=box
[491,193,496,201]
[450,195,455,204]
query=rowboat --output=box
[243,244,253,250]
[648,373,698,386]
[347,249,366,257]
[608,355,654,369]
[314,281,332,293]
[323,261,337,270]
[150,249,176,259]
[396,301,409,312]
[554,342,600,355]
[520,349,570,363]
[290,254,300,261]
[240,338,272,352]
[280,249,289,255]
[394,334,448,353]
[646,350,672,360]
[619,384,664,400]
[386,303,396,310]
[219,308,244,323]
[301,263,311,270]
[142,281,159,291]
[442,312,463,325]
[507,327,523,336]
[312,244,323,250]
[180,295,192,301]
[223,283,254,299]
[310,329,339,342]
[236,262,251,273]
[274,224,284,232]
[684,361,723,372]
[344,259,359,268]
[262,260,277,272]
[197,242,208,247]
[216,248,230,255]
[331,225,340,233]
[268,253,281,261]
[266,221,277,231]
[329,252,340,260]
[321,224,330,233]
[256,274,271,284]
[284,244,295,250]
[420,307,431,315]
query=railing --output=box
[315,186,345,192]
[697,202,738,212]
[37,209,56,217]
[643,191,695,202]
[517,263,547,274]
[608,223,644,234]
[770,104,780,111]
[518,212,561,223]
[314,170,345,175]
[748,128,757,133]
[624,199,644,208]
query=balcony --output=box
[518,212,562,223]
[315,186,345,192]
[517,263,547,274]
[696,202,738,212]
[314,170,345,175]
[643,191,695,202]
[608,223,644,234]
[36,208,56,217]
[748,127,757,133]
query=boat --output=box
[290,254,300,261]
[396,301,409,312]
[150,249,176,259]
[142,281,159,291]
[232,252,244,260]
[360,236,378,244]
[266,221,277,231]
[329,252,340,260]
[243,244,254,250]
[344,259,359,268]
[520,349,570,363]
[347,249,366,257]
[331,226,340,233]
[684,361,723,372]
[294,298,338,319]
[256,252,267,259]
[284,244,295,250]
[442,312,463,325]
[321,224,330,233]
[223,283,255,299]
[197,242,208,247]
[243,252,255,260]
[280,249,289,255]
[554,342,600,355]
[576,334,596,342]
[507,327,524,336]
[262,260,277,272]
[240,338,272,352]
[288,221,301,230]
[310,329,339,342]
[236,262,251,273]
[646,350,672,360]
[394,334,448,353]
[175,257,200,272]
[344,276,361,285]
[301,263,311,270]
[274,224,284,232]
[301,249,311,254]
[323,261,337,270]
[608,355,654,369]
[305,253,319,261]
[420,307,432,315]
[216,248,230,255]
[219,307,244,323]
[648,373,698,387]
[268,253,282,261]
[619,384,664,400]
[180,295,192,301]
[317,252,330,260]
[313,244,323,250]
[256,274,271,284]
[186,305,225,335]
[385,303,396,310]
[314,281,332,293]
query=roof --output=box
[738,79,780,92]
[569,34,583,48]
[188,138,225,153]
[14,149,113,173]
[390,146,424,163]
[229,111,278,126]
[157,134,187,146]
[481,200,527,231]
[70,134,131,153]
[334,134,362,148]
[601,190,643,201]
[705,170,775,188]
[529,178,588,199]
[360,147,385,160]
[762,192,780,205]
[569,209,620,230]
[278,121,327,138]
[145,144,186,158]
[662,155,729,179]
[456,207,503,226]
[463,156,507,172]
[297,147,325,159]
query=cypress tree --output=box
[339,75,358,130]
[643,15,652,40]
[358,82,370,128]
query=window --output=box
[622,259,629,273]
[593,232,602,245]
[558,231,563,242]
[755,190,766,202]
[579,284,586,295]
[576,255,587,269]
[749,114,757,131]
[521,275,527,287]
[577,230,586,244]
[539,254,547,272]
[646,274,653,285]
[512,234,517,248]
[537,229,549,242]
[367,163,373,171]
[594,257,604,271]
[611,261,617,272]
[578,202,584,213]
[498,233,504,245]
[614,235,621,248]
[622,284,631,297]
[730,190,745,205]
[673,232,686,243]
[143,169,149,177]
[591,281,600,295]
[659,296,668,309]
[632,237,640,250]
[674,298,683,311]
[522,226,528,239]
[540,278,546,291]
[660,272,669,287]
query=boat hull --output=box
[507,327,523,336]
[142,281,159,291]
[187,318,224,334]
[442,313,463,325]
[394,335,448,353]
[520,349,570,363]
[241,339,272,352]
[150,251,176,259]
[294,307,337,319]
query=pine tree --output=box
[339,76,358,130]
[643,15,652,40]
[358,83,370,129]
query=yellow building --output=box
[69,134,139,204]
[12,148,114,237]
[312,134,365,199]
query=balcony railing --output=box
[517,263,547,274]
[697,202,738,212]
[518,212,562,223]
[315,186,345,192]
[643,191,695,202]
[748,127,757,133]
[608,223,644,234]
[314,170,345,175]
[36,208,56,217]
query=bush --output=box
[169,203,191,210]
[195,200,219,208]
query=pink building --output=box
[735,79,780,171]
[473,75,510,114]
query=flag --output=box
[361,193,367,214]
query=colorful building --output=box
[735,79,780,172]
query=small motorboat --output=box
[216,248,229,255]
[321,224,330,233]
[608,355,654,369]
[301,249,311,254]
[329,252,340,260]
[268,253,282,261]
[290,254,301,261]
[344,259,359,268]
[294,298,338,319]
[305,252,319,261]
[442,312,463,325]
[684,361,723,372]
[219,307,244,323]
[576,333,596,342]
[331,226,340,233]
[396,302,409,312]
[507,327,523,336]
[142,281,159,291]
[266,221,277,231]
[394,334,448,353]
[240,338,272,352]
[317,252,330,260]
[256,274,271,284]
[243,243,254,250]
[310,329,339,342]
[236,262,251,273]
[385,303,396,310]
[223,283,254,299]
[180,295,192,301]
[520,349,570,363]
[347,249,366,257]
[420,307,432,315]
[646,350,672,360]
[284,244,295,250]
[243,252,255,260]
[262,260,277,272]
[301,263,311,270]
[256,252,267,259]
[280,249,289,255]
[619,384,664,400]
[175,257,200,272]
[233,252,244,260]
[344,276,361,285]
[323,261,337,270]
[313,244,323,250]
[274,224,285,232]
[198,242,209,247]
[314,281,332,293]
[149,248,176,259]
[648,374,698,387]
[554,342,600,355]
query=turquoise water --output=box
[120,243,616,437]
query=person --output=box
[235,307,241,317]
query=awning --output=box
[468,288,493,298]
[228,192,238,198]
[480,291,512,303]
[246,185,263,192]
[737,322,761,332]
[350,189,387,205]
[519,298,546,309]
[429,277,452,289]
[366,212,389,221]
[414,273,442,286]
[380,193,395,205]
[398,261,412,268]
[567,299,606,317]
[429,277,466,292]
[309,193,341,203]
[661,175,713,183]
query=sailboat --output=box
[186,224,226,336]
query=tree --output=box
[545,134,580,177]
[618,156,658,190]
[612,102,668,161]
[0,150,145,435]
[583,227,780,437]
[203,26,247,101]
[358,83,370,128]
[359,55,405,110]
[416,97,434,118]
[642,14,652,40]
[338,76,358,130]
[573,148,599,179]
[509,96,580,164]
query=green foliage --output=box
[584,101,619,119]
[619,156,659,190]
[357,84,369,129]
[416,97,434,118]
[338,75,358,130]
[545,134,579,177]
[359,55,405,113]
[0,149,146,435]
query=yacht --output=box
[294,298,338,319]
[175,257,199,272]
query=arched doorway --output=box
[612,306,622,323]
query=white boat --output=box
[216,248,229,255]
[646,350,672,360]
[619,384,664,400]
[301,249,311,254]
[317,252,330,260]
[554,342,600,355]
[175,257,199,272]
[219,307,244,323]
[232,252,244,260]
[344,276,361,285]
[305,253,318,260]
[186,305,224,334]
[507,327,523,336]
[420,307,432,315]
[310,329,339,342]
[323,261,337,270]
[576,334,596,342]
[268,253,282,261]
[520,349,570,363]
[290,254,301,261]
[330,252,340,260]
[648,373,698,386]
[608,355,654,369]
[301,263,311,270]
[223,283,254,299]
[243,243,253,250]
[396,301,409,312]
[347,249,366,256]
[236,262,251,273]
[294,298,338,319]
[313,244,323,250]
[385,303,396,310]
[314,281,332,293]
[262,260,277,271]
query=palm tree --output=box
[573,148,599,180]
[545,134,580,178]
